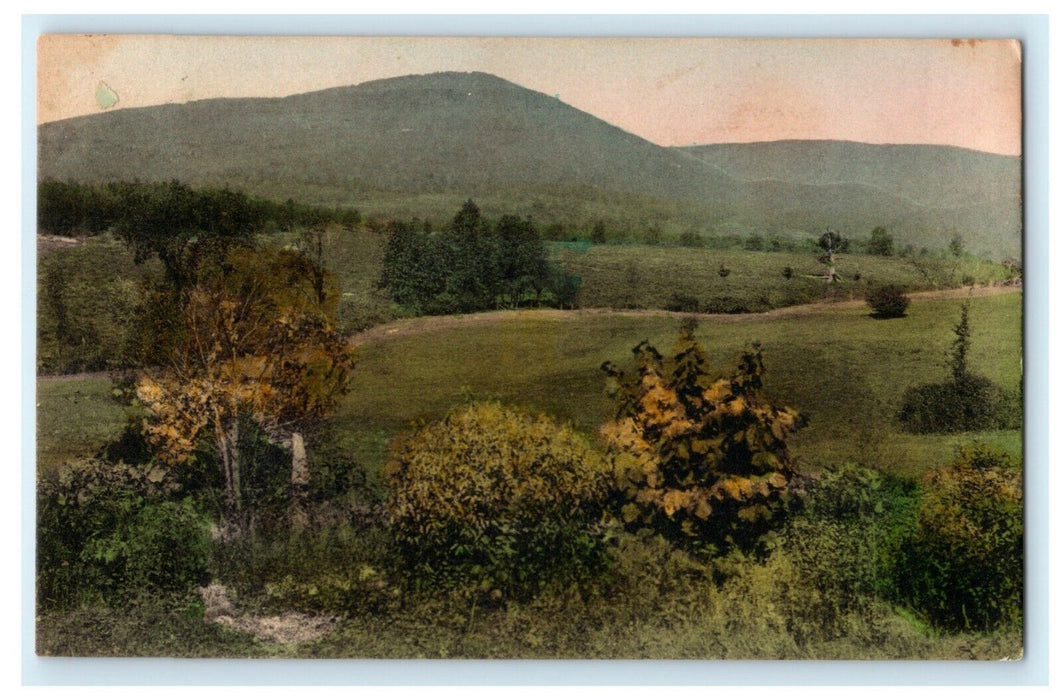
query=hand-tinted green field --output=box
[556,245,1013,312]
[39,292,1022,484]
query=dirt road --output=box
[349,284,1021,347]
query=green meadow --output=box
[39,291,1021,482]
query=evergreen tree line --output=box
[37,180,361,238]
[378,200,581,314]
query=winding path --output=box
[349,283,1021,347]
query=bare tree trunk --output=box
[289,431,309,531]
[215,414,242,519]
[229,416,241,514]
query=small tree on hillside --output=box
[818,228,844,283]
[868,226,894,256]
[590,219,607,244]
[949,234,965,258]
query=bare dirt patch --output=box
[38,234,87,256]
[198,582,336,646]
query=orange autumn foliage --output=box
[601,328,805,551]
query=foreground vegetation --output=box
[37,290,1023,658]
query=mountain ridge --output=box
[38,71,1021,258]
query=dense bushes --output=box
[898,375,1017,434]
[212,524,397,616]
[601,328,805,553]
[865,284,910,318]
[896,445,1023,631]
[386,402,613,598]
[776,465,919,638]
[37,459,210,608]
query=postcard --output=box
[35,35,1023,660]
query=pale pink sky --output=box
[38,36,1022,156]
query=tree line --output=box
[37,180,361,239]
[378,199,581,314]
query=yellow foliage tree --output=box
[601,326,805,551]
[136,247,354,521]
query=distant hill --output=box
[38,71,1021,258]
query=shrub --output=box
[896,445,1022,631]
[665,292,700,313]
[678,230,703,248]
[781,266,794,280]
[717,263,731,278]
[701,296,750,314]
[897,375,1016,434]
[868,226,894,256]
[601,330,805,554]
[385,402,613,599]
[82,499,212,596]
[865,284,910,318]
[784,466,919,619]
[36,459,209,608]
[213,524,398,615]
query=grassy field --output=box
[39,291,1022,482]
[556,244,1013,312]
[38,227,1015,374]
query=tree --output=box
[495,214,547,308]
[112,181,262,296]
[948,234,965,258]
[817,229,844,282]
[949,302,971,381]
[40,257,73,371]
[590,219,607,244]
[439,199,501,311]
[868,226,894,256]
[600,328,805,552]
[378,222,446,311]
[135,247,355,524]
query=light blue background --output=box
[22,13,1049,686]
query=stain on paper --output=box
[95,81,118,109]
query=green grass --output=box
[557,245,1012,312]
[37,292,1022,482]
[337,292,1020,484]
[36,377,129,468]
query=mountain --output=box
[677,140,1020,209]
[38,71,1021,258]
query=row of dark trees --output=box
[379,200,581,314]
[38,180,361,239]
